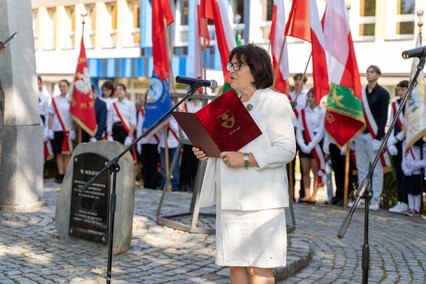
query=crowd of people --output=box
[38,77,200,193]
[37,65,425,217]
[288,66,425,217]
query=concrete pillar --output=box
[0,0,44,211]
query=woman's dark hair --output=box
[228,43,273,89]
[101,80,115,97]
[115,83,127,93]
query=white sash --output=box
[361,87,391,168]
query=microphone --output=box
[176,76,218,90]
[402,46,426,59]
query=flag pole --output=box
[164,125,171,192]
[163,18,176,93]
[202,18,207,93]
[294,52,312,102]
[272,35,287,90]
[343,146,350,206]
[417,10,424,217]
[303,52,312,77]
[78,13,88,145]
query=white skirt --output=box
[215,179,287,268]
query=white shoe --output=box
[369,202,380,211]
[389,202,401,213]
[348,199,364,208]
[398,202,408,212]
[390,202,407,213]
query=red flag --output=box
[269,0,290,94]
[152,0,174,81]
[199,0,236,83]
[200,0,214,19]
[285,0,329,103]
[197,0,211,50]
[70,38,97,136]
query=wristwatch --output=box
[244,153,249,169]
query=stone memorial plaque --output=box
[69,153,109,244]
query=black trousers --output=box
[330,143,355,200]
[179,144,199,192]
[141,144,161,189]
[392,140,407,203]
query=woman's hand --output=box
[220,151,244,168]
[192,147,208,161]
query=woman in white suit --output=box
[193,44,296,284]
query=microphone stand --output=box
[337,57,425,284]
[81,82,199,284]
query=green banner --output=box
[326,83,365,123]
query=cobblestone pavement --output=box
[0,179,424,283]
[278,202,426,284]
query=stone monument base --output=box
[0,201,45,212]
[55,141,135,255]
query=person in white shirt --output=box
[99,80,117,138]
[289,73,308,200]
[289,73,308,120]
[47,79,75,183]
[400,139,425,216]
[136,99,162,189]
[179,99,203,192]
[37,75,49,126]
[38,75,53,162]
[387,80,409,213]
[158,117,180,191]
[296,88,326,203]
[193,44,295,283]
[106,83,136,147]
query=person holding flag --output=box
[47,79,75,184]
[81,85,107,143]
[296,88,326,203]
[350,65,390,210]
[106,83,137,150]
[387,80,409,213]
[38,75,53,162]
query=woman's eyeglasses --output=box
[226,62,248,71]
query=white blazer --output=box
[199,88,296,211]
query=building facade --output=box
[31,0,426,99]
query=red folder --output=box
[173,89,262,157]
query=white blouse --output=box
[48,94,71,132]
[106,98,137,132]
[296,105,325,148]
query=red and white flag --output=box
[322,0,365,147]
[201,0,236,83]
[269,0,290,94]
[152,0,174,81]
[194,0,211,79]
[70,38,97,136]
[323,0,361,97]
[285,0,329,103]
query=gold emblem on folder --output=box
[217,110,235,128]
